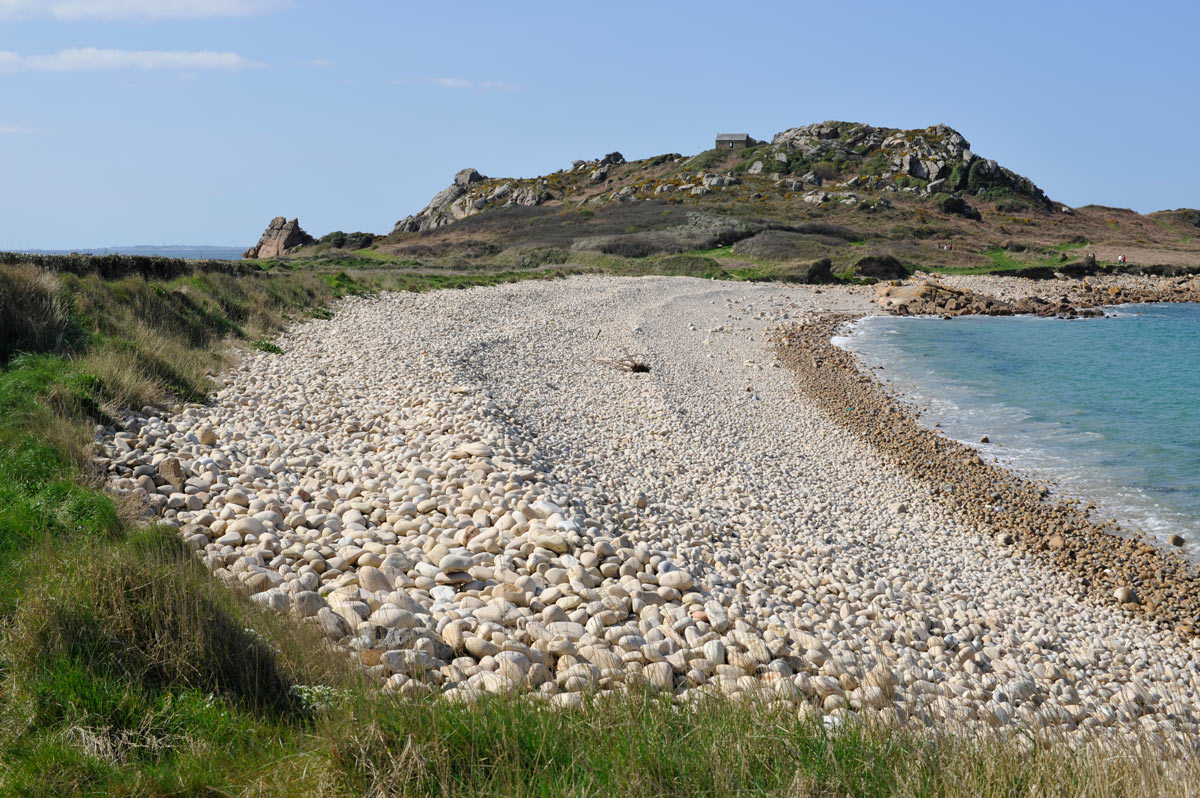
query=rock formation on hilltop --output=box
[392,167,557,234]
[247,120,1200,278]
[769,121,1049,207]
[243,217,315,259]
[385,122,1054,239]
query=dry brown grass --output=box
[78,318,227,413]
[0,264,77,362]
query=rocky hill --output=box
[387,122,1050,236]
[251,120,1200,279]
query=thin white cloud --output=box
[0,0,289,20]
[0,47,260,72]
[0,123,37,134]
[477,81,518,92]
[396,77,518,93]
[309,57,333,68]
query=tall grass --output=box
[1,259,1197,795]
[0,264,80,362]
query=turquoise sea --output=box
[839,303,1200,550]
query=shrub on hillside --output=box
[852,253,907,280]
[860,152,890,177]
[774,258,838,284]
[643,152,681,167]
[966,159,993,195]
[512,246,569,268]
[393,238,500,259]
[687,150,725,171]
[789,222,863,241]
[948,162,968,191]
[994,199,1032,214]
[889,223,955,241]
[813,161,839,181]
[732,231,843,260]
[1058,259,1102,278]
[966,161,1047,208]
[317,231,376,250]
[936,194,983,221]
[391,243,437,257]
[572,233,675,258]
[572,213,756,258]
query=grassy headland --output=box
[0,255,1196,796]
[280,121,1200,284]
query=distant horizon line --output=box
[6,244,245,253]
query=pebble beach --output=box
[96,275,1200,748]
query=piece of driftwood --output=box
[597,353,651,373]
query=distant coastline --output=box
[15,244,245,260]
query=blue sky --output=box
[1,0,1196,249]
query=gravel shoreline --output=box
[96,275,1200,747]
[774,315,1200,637]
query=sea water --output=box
[840,303,1200,549]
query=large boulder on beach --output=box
[243,217,315,259]
[876,279,990,315]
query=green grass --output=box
[0,319,329,794]
[926,247,1070,276]
[679,148,727,173]
[1,258,1197,795]
[980,248,1027,271]
[1051,240,1087,252]
[683,245,736,258]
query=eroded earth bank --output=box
[97,276,1200,750]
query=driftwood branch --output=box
[597,352,651,373]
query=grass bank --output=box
[0,257,1195,796]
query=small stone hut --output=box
[715,133,756,150]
